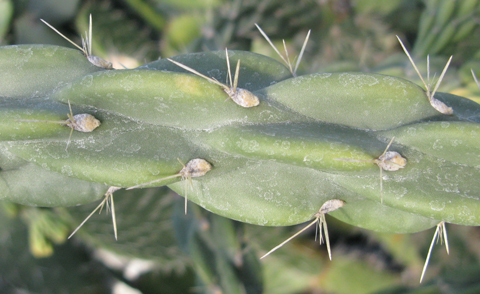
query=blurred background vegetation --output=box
[2,0,480,293]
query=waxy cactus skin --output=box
[1,44,479,236]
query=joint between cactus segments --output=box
[14,100,101,152]
[41,14,113,69]
[166,49,260,108]
[127,158,212,214]
[396,36,453,115]
[260,199,345,261]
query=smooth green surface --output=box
[52,69,300,130]
[259,72,442,130]
[382,121,480,167]
[169,159,439,233]
[335,146,480,226]
[0,163,108,207]
[202,122,381,172]
[0,98,73,141]
[330,198,438,233]
[0,45,104,98]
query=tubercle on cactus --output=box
[14,100,101,151]
[41,14,113,69]
[334,137,407,204]
[261,199,345,260]
[167,48,260,108]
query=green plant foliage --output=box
[0,0,13,43]
[0,205,112,293]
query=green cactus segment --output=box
[335,147,480,226]
[0,45,105,99]
[2,44,480,235]
[168,159,438,233]
[259,72,442,130]
[168,159,344,226]
[329,198,439,234]
[0,147,27,171]
[202,122,381,172]
[52,69,299,130]
[1,114,206,187]
[140,50,292,91]
[381,121,480,167]
[0,163,108,207]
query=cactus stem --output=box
[260,199,345,260]
[420,221,449,283]
[40,14,113,69]
[14,100,101,151]
[68,186,121,240]
[166,50,259,108]
[255,23,310,77]
[127,158,212,214]
[396,36,453,115]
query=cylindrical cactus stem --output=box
[2,44,480,239]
